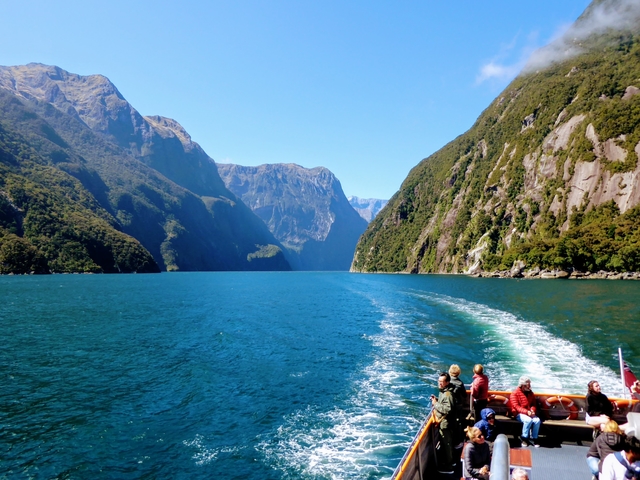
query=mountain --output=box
[216,163,368,270]
[352,0,640,275]
[0,64,290,272]
[348,196,388,222]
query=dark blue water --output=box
[1,273,638,479]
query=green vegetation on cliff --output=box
[353,11,640,274]
[0,65,291,273]
[0,121,159,273]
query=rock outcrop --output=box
[217,163,368,270]
[352,0,640,275]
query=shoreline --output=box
[470,268,640,280]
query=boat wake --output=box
[414,292,624,396]
[257,285,625,479]
[257,310,427,479]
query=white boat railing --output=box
[489,434,510,480]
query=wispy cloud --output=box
[476,61,523,84]
[475,31,540,85]
[524,0,640,72]
[477,0,640,84]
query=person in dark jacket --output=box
[463,426,490,479]
[449,364,466,446]
[474,408,499,451]
[586,420,626,478]
[586,380,615,431]
[431,372,456,474]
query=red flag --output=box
[624,362,639,394]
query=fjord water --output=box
[1,273,639,479]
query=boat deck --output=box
[437,437,593,480]
[517,438,591,480]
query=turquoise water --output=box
[1,272,638,479]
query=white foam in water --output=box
[182,435,219,466]
[420,293,625,397]
[258,289,626,479]
[257,312,425,479]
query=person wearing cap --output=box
[510,376,541,447]
[600,436,640,480]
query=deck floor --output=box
[519,439,592,480]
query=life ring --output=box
[613,400,634,410]
[488,394,509,405]
[543,396,579,420]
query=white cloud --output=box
[477,0,640,84]
[476,61,522,84]
[523,0,640,72]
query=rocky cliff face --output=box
[217,163,368,270]
[348,196,388,222]
[353,0,640,275]
[0,64,290,272]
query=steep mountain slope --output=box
[217,163,368,270]
[0,94,159,273]
[353,0,640,275]
[348,196,388,222]
[0,64,290,272]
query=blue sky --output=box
[1,0,591,199]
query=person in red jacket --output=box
[510,376,541,447]
[471,364,489,422]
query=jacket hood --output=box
[599,432,625,447]
[480,408,496,421]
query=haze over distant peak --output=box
[348,196,388,223]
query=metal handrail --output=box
[391,409,435,480]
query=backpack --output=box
[614,451,640,479]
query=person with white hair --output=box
[511,468,529,480]
[510,376,541,447]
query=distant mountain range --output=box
[217,163,367,270]
[0,63,290,273]
[353,0,640,275]
[348,196,388,222]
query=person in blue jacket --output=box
[474,408,499,451]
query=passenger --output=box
[586,380,615,431]
[631,380,640,402]
[463,426,490,480]
[509,376,541,447]
[586,420,626,479]
[511,468,529,480]
[471,364,489,422]
[600,436,640,480]
[449,364,466,446]
[474,408,499,451]
[431,372,456,474]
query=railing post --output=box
[490,434,510,480]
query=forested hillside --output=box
[352,0,640,275]
[0,64,290,273]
